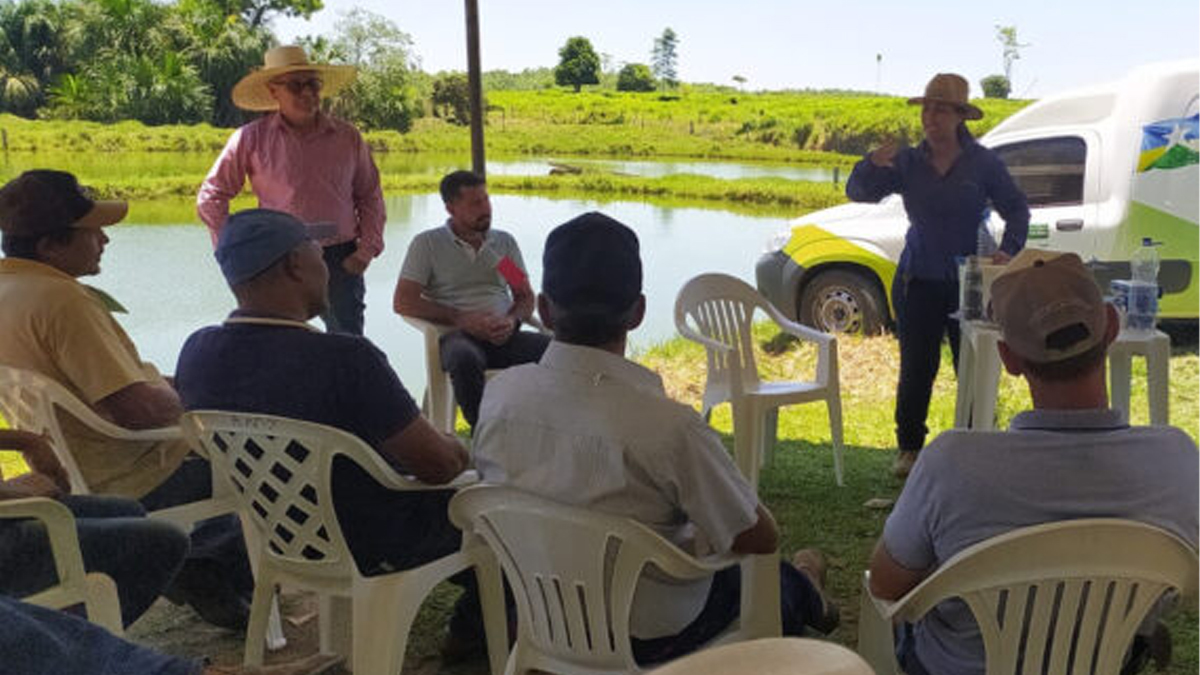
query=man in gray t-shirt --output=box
[868,250,1198,675]
[394,171,550,429]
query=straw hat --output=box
[907,73,983,120]
[231,46,356,112]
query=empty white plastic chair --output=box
[674,273,844,487]
[449,484,782,675]
[646,637,873,675]
[857,518,1198,675]
[182,410,508,675]
[1,497,123,635]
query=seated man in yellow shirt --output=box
[0,170,250,630]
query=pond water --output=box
[96,193,788,398]
[0,151,838,184]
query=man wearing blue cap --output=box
[175,208,490,654]
[473,212,838,665]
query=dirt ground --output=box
[128,589,478,675]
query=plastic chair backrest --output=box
[450,485,723,673]
[0,364,128,493]
[183,411,427,583]
[889,518,1198,675]
[674,274,769,407]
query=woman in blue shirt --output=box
[846,73,1029,477]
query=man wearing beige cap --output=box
[866,249,1197,675]
[198,45,386,336]
[0,170,254,630]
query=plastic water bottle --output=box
[961,255,984,320]
[976,219,997,257]
[1127,238,1160,334]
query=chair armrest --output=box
[765,305,835,346]
[0,497,88,601]
[738,553,783,638]
[674,323,736,357]
[403,315,455,337]
[856,571,902,675]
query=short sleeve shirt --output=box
[399,223,526,315]
[0,258,189,497]
[881,408,1199,675]
[473,341,760,639]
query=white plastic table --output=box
[955,320,1170,429]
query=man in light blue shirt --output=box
[868,250,1198,675]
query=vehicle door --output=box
[987,132,1101,258]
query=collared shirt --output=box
[473,341,759,639]
[398,220,526,315]
[0,258,189,497]
[196,112,386,260]
[882,407,1199,675]
[846,126,1030,281]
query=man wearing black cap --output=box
[868,250,1196,675]
[175,208,491,654]
[0,169,253,631]
[473,212,838,665]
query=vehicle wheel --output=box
[799,269,888,335]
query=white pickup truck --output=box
[756,60,1199,333]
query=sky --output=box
[274,0,1199,99]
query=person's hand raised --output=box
[869,138,900,168]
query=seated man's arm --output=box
[730,504,780,555]
[506,279,536,325]
[378,416,469,485]
[394,278,508,342]
[868,539,929,601]
[93,381,183,430]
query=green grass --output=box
[402,327,1199,674]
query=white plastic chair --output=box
[0,364,233,529]
[856,518,1199,675]
[0,497,123,635]
[403,316,550,433]
[182,410,509,675]
[645,637,873,675]
[674,273,844,487]
[449,484,782,675]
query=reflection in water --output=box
[95,194,786,399]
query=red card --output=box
[496,255,530,291]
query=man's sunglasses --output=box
[271,77,323,94]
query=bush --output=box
[981,74,1011,99]
[616,63,656,92]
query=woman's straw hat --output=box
[231,45,356,112]
[907,73,983,120]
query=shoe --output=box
[165,561,251,631]
[792,548,840,635]
[205,653,344,675]
[891,450,918,479]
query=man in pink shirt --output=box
[197,46,386,335]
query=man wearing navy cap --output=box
[175,208,491,657]
[473,212,838,665]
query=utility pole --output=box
[465,0,485,178]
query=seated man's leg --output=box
[138,455,253,630]
[439,331,489,428]
[0,495,189,628]
[0,595,198,675]
[483,330,552,371]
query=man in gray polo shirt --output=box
[867,249,1198,675]
[394,170,550,429]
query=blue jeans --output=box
[0,595,199,675]
[630,561,827,665]
[892,275,962,452]
[321,241,366,335]
[0,494,189,627]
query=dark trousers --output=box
[331,458,482,638]
[630,561,826,666]
[439,329,552,427]
[892,275,961,452]
[0,495,189,627]
[139,456,254,597]
[321,242,366,336]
